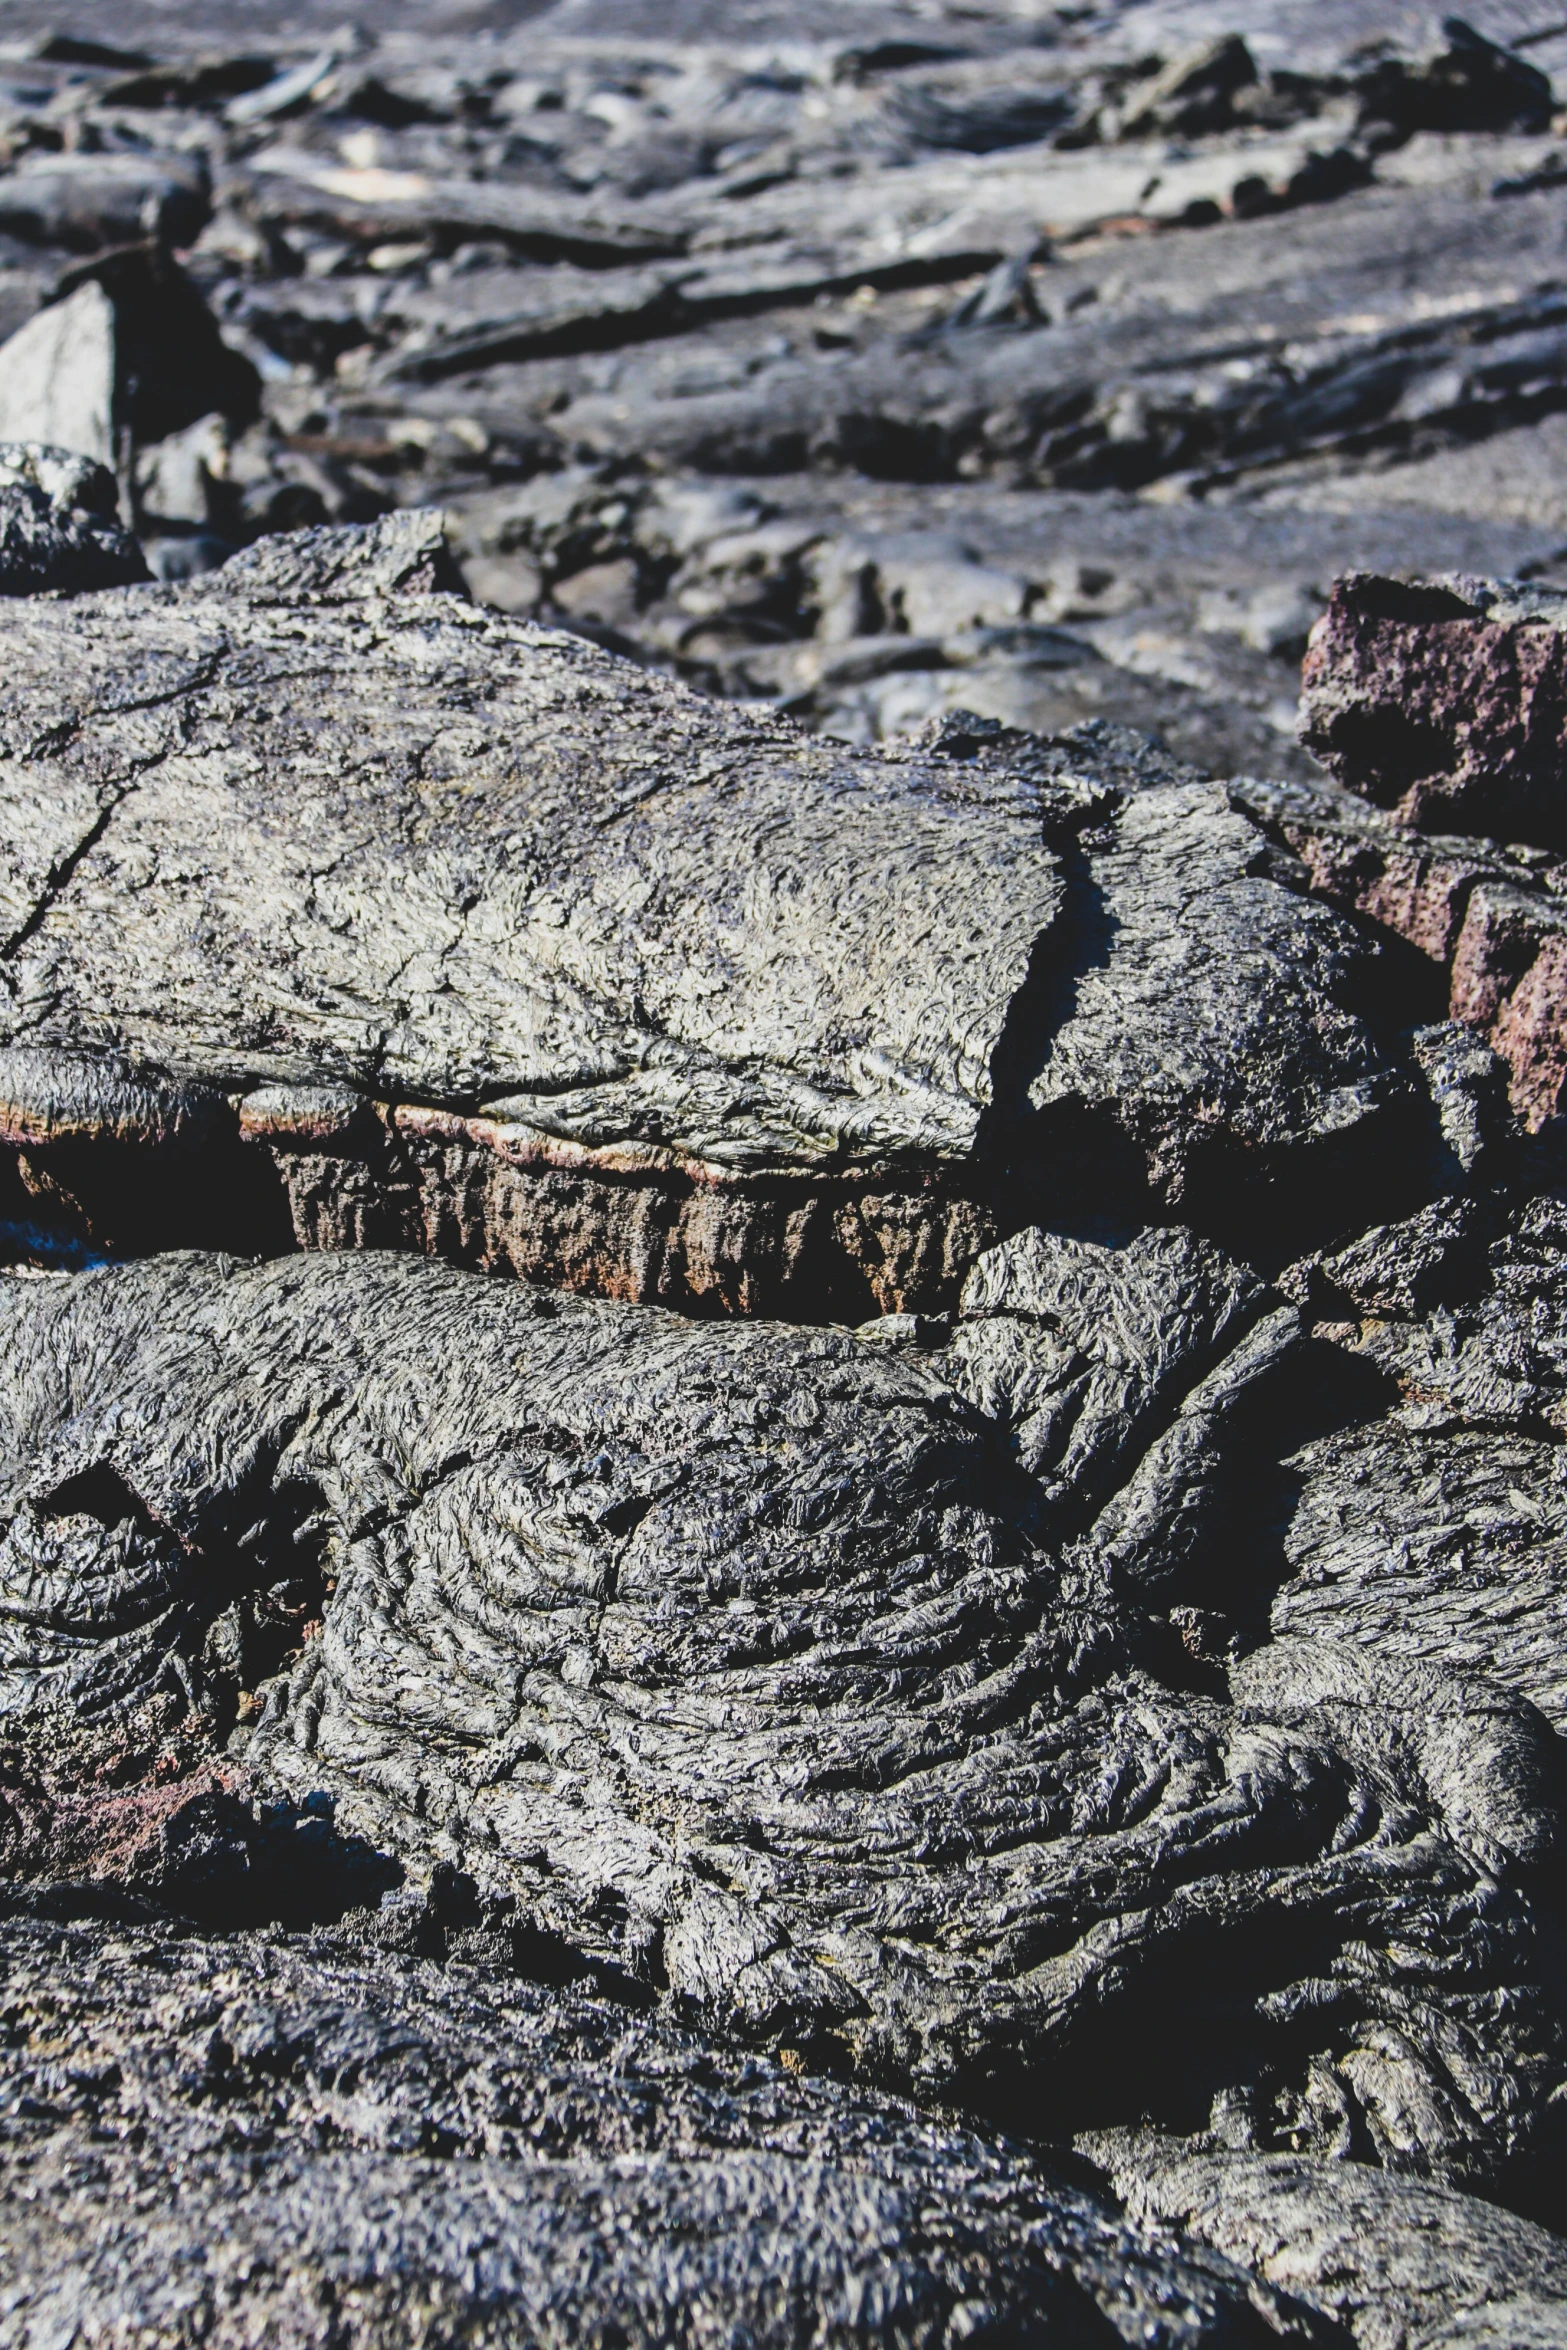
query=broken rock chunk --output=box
[1355,17,1556,138]
[1010,777,1417,1236]
[0,249,260,474]
[0,442,148,597]
[1237,772,1567,1131]
[0,150,210,255]
[0,282,115,467]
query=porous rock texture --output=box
[0,1905,1331,2350]
[1239,771,1567,1131]
[1277,573,1567,1131]
[0,439,148,596]
[0,514,1420,1309]
[3,1244,1565,2224]
[1299,572,1567,848]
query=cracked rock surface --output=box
[0,516,1422,1307]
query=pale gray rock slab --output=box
[0,1910,1331,2350]
[0,509,1053,1145]
[1086,2132,1567,2350]
[0,150,209,252]
[0,1247,1562,2200]
[0,283,115,468]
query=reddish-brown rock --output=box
[1449,884,1567,1128]
[1299,572,1567,850]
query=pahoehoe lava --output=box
[7,2,1567,2341]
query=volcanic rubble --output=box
[6,2,1567,2345]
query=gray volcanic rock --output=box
[0,150,210,253]
[0,515,1418,1306]
[941,1220,1273,1521]
[1272,1197,1567,1733]
[0,252,259,474]
[4,3,1563,783]
[0,1909,1331,2350]
[1011,779,1413,1222]
[942,1223,1320,1635]
[9,5,1567,2323]
[0,441,149,595]
[0,1246,1563,2203]
[1089,2132,1567,2349]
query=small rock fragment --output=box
[0,443,148,597]
[1356,17,1555,137]
[1115,37,1260,142]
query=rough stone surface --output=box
[1238,774,1567,1132]
[7,0,1567,778]
[0,1908,1331,2350]
[6,4,1567,2337]
[1,1246,1564,2215]
[0,516,1417,1306]
[1272,1196,1567,1735]
[1088,2133,1567,2350]
[1299,573,1567,850]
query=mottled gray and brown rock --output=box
[0,1247,1562,2203]
[1237,774,1567,1131]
